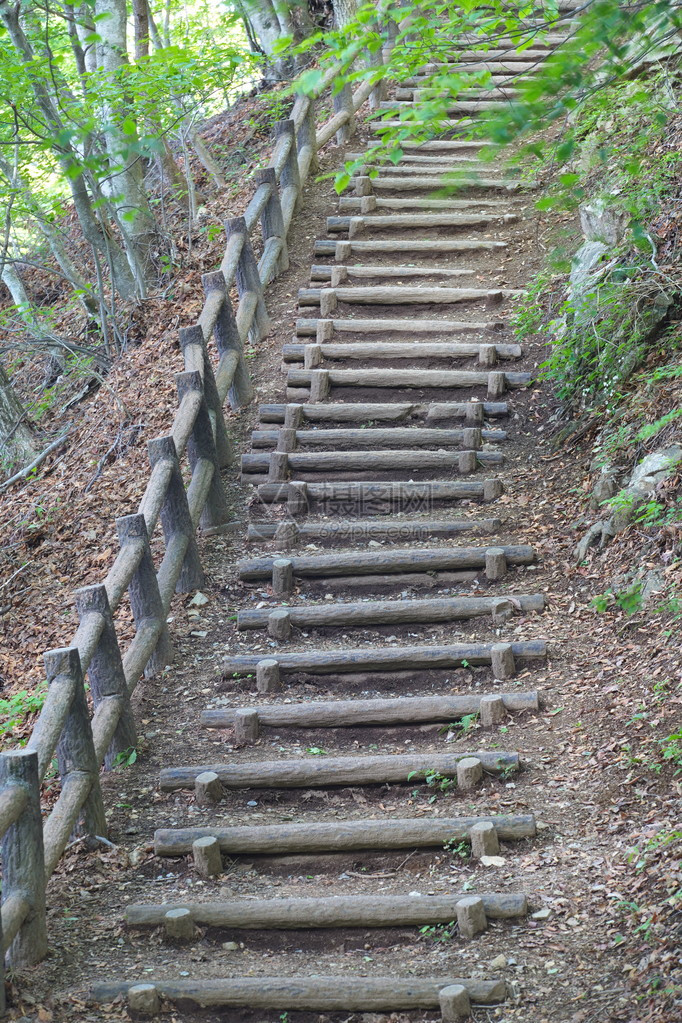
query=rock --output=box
[490,954,508,969]
[630,445,682,488]
[222,941,240,951]
[532,907,552,920]
[641,568,666,606]
[580,201,628,246]
[190,591,209,606]
[590,472,618,511]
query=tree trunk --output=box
[333,0,359,29]
[132,0,150,60]
[0,362,36,470]
[95,0,158,294]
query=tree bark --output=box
[0,362,36,470]
[333,0,359,29]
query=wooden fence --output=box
[0,25,396,1007]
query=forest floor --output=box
[1,90,680,1023]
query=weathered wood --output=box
[282,341,522,362]
[179,324,233,469]
[255,168,288,274]
[201,691,539,729]
[159,751,520,791]
[236,594,543,631]
[349,175,524,192]
[310,263,476,281]
[456,896,487,938]
[268,608,292,639]
[258,401,509,423]
[491,642,516,679]
[202,270,253,409]
[165,907,194,942]
[254,479,503,509]
[0,750,46,968]
[154,813,536,857]
[247,518,502,543]
[480,695,506,726]
[457,757,483,791]
[332,82,354,144]
[257,658,281,693]
[127,892,526,930]
[299,286,521,307]
[295,316,505,336]
[272,557,294,597]
[194,771,223,807]
[329,212,517,234]
[192,836,222,878]
[239,544,534,581]
[287,368,531,391]
[470,822,500,859]
[440,984,471,1020]
[116,513,173,678]
[314,239,507,256]
[338,196,512,211]
[91,976,507,1010]
[233,708,260,743]
[225,216,271,341]
[242,448,502,477]
[176,370,229,531]
[148,436,204,592]
[128,984,160,1015]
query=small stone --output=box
[190,592,209,606]
[222,941,240,951]
[490,954,508,970]
[480,854,505,867]
[532,907,552,920]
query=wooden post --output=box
[0,748,47,969]
[275,119,301,213]
[116,513,174,677]
[333,82,355,145]
[225,215,271,341]
[272,558,294,597]
[287,480,309,518]
[46,647,108,839]
[202,269,254,410]
[365,43,386,110]
[255,167,289,273]
[179,324,233,468]
[297,96,318,175]
[148,435,205,593]
[74,584,137,769]
[256,658,280,693]
[176,370,230,532]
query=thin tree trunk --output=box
[333,0,359,29]
[185,121,227,188]
[0,362,37,469]
[132,0,150,59]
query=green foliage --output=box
[419,920,457,942]
[444,837,470,860]
[591,583,643,615]
[408,768,457,803]
[0,682,47,740]
[112,747,138,769]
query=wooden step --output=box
[380,99,519,114]
[337,195,515,211]
[257,400,509,423]
[349,174,524,191]
[247,517,501,545]
[234,594,544,633]
[310,263,476,281]
[253,478,504,513]
[126,892,528,930]
[159,750,521,791]
[238,544,533,582]
[222,640,546,677]
[241,449,503,482]
[154,813,537,856]
[282,341,521,364]
[314,238,507,256]
[286,367,531,399]
[202,690,539,728]
[251,426,506,450]
[327,213,519,234]
[295,315,506,336]
[91,975,507,1011]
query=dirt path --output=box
[18,29,652,1023]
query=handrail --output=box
[0,15,397,1010]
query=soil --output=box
[2,101,681,1023]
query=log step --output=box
[159,750,521,791]
[313,238,508,256]
[310,263,477,281]
[287,367,531,397]
[295,315,506,336]
[250,427,507,450]
[125,892,528,931]
[348,174,526,192]
[222,640,546,676]
[154,813,537,857]
[238,544,534,581]
[91,975,507,1011]
[241,449,503,481]
[282,341,522,363]
[202,690,539,728]
[337,195,514,211]
[326,214,519,234]
[257,400,509,423]
[380,99,521,113]
[246,517,502,545]
[299,286,523,309]
[235,594,544,632]
[253,479,504,512]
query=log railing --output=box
[0,22,398,1008]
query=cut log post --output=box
[176,370,230,531]
[233,709,260,743]
[194,771,223,806]
[492,599,514,625]
[287,480,309,517]
[297,95,318,175]
[74,584,137,770]
[256,659,281,693]
[272,558,294,597]
[439,984,472,1021]
[274,520,299,550]
[46,647,107,846]
[284,404,304,428]
[164,907,194,942]
[128,892,526,931]
[456,896,487,939]
[255,168,288,273]
[303,344,322,369]
[491,643,516,680]
[223,641,545,677]
[192,836,223,878]
[332,82,355,145]
[116,513,173,677]
[92,976,507,1010]
[319,289,337,317]
[459,450,477,474]
[201,691,539,729]
[479,343,497,367]
[225,216,271,341]
[479,695,506,726]
[202,269,253,409]
[275,119,301,215]
[148,435,204,592]
[316,319,334,342]
[268,451,289,483]
[354,175,373,196]
[154,813,537,857]
[179,323,233,468]
[268,608,292,640]
[469,822,500,859]
[309,369,330,402]
[484,478,503,501]
[488,371,506,399]
[485,548,507,581]
[0,749,47,968]
[159,751,519,791]
[456,757,483,791]
[128,984,160,1015]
